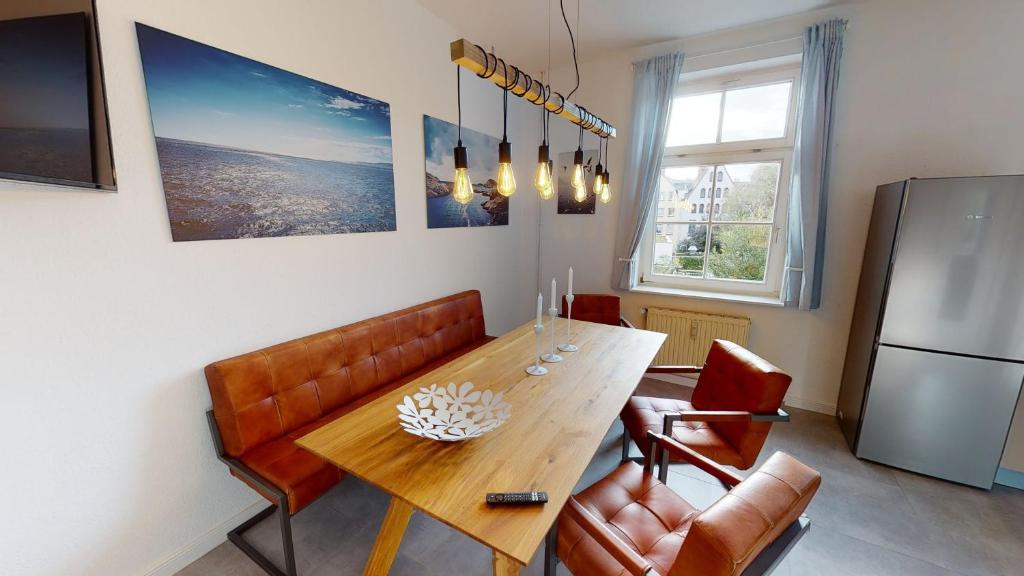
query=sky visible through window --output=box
[665,81,792,147]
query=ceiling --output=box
[417,0,843,73]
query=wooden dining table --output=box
[297,318,666,575]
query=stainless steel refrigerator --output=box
[837,176,1024,488]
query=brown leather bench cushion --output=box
[206,290,491,512]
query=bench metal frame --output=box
[207,410,296,576]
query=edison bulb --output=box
[497,162,516,197]
[593,172,605,196]
[452,167,474,204]
[599,183,611,204]
[534,162,553,199]
[570,163,585,189]
[574,183,587,203]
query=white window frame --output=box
[638,63,801,299]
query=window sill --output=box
[630,284,785,307]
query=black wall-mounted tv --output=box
[0,1,116,190]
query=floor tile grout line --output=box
[814,524,975,576]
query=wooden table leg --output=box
[363,497,414,576]
[492,550,522,575]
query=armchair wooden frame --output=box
[622,363,790,464]
[206,411,297,576]
[558,431,810,576]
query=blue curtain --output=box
[613,52,685,290]
[783,19,847,309]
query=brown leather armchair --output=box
[557,294,791,470]
[561,293,634,327]
[622,339,792,470]
[553,431,820,576]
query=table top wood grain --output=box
[297,319,666,566]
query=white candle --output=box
[550,278,557,311]
[568,267,574,296]
[536,292,543,326]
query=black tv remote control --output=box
[486,492,548,505]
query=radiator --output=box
[644,307,750,367]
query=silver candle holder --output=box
[558,294,579,352]
[526,321,548,376]
[541,306,563,363]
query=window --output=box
[642,60,800,298]
[667,207,675,218]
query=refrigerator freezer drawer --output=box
[857,345,1024,488]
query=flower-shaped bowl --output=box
[397,382,511,442]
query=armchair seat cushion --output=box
[558,461,698,576]
[621,396,744,468]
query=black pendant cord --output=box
[560,0,580,102]
[456,66,462,147]
[500,60,519,143]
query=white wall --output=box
[540,0,1024,471]
[0,0,543,574]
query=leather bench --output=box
[204,290,494,576]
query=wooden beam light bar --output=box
[450,39,616,139]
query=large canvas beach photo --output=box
[136,24,396,241]
[423,115,508,228]
[557,149,598,215]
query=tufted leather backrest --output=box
[206,290,487,457]
[560,294,622,326]
[670,452,820,576]
[691,340,791,469]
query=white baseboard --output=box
[995,467,1024,490]
[644,373,836,416]
[783,395,836,415]
[142,499,265,576]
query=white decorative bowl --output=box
[397,382,511,442]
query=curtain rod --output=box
[634,35,803,64]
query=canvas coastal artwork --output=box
[423,115,508,228]
[136,24,396,241]
[557,149,598,215]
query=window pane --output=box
[720,82,791,142]
[713,162,780,223]
[707,224,770,281]
[658,166,707,223]
[653,223,707,278]
[665,92,721,147]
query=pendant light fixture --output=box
[534,89,554,199]
[496,64,516,197]
[599,136,611,204]
[452,66,474,205]
[593,133,605,198]
[572,123,586,202]
[534,7,554,200]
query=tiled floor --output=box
[178,380,1024,576]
